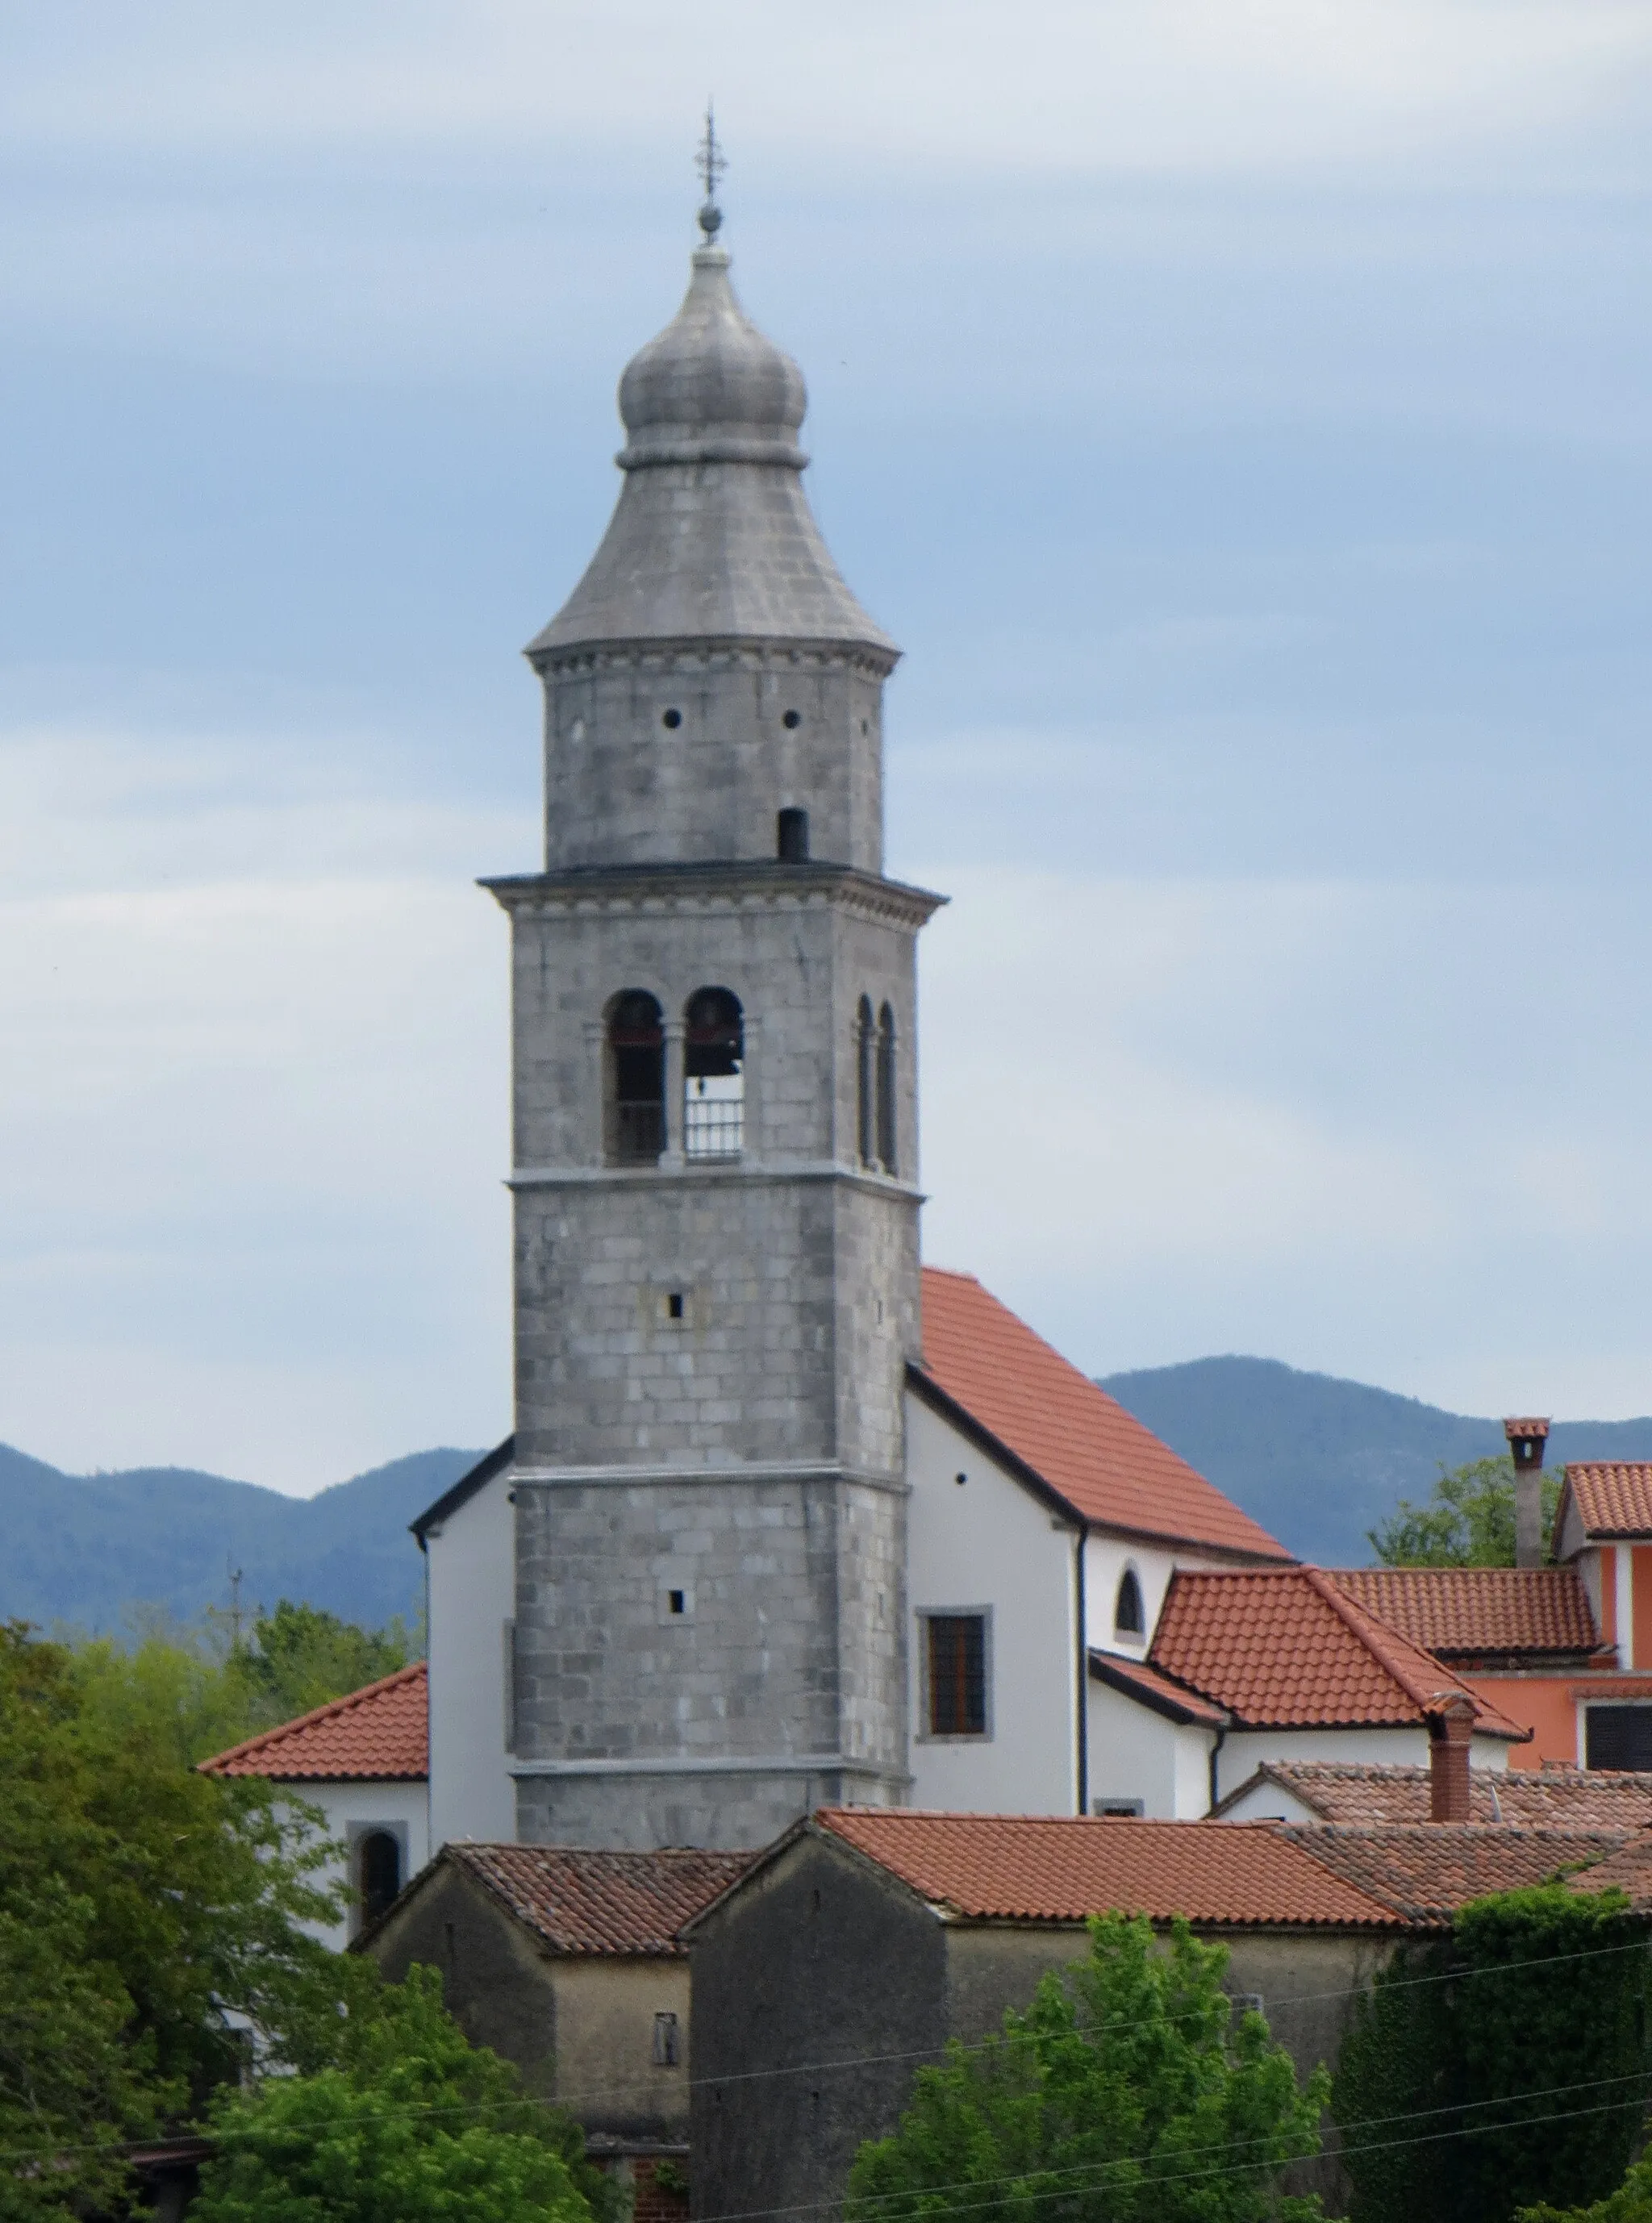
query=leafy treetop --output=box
[1368,1455,1562,1568]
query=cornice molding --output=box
[482,859,946,931]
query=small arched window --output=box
[684,988,744,1161]
[856,997,875,1166]
[606,991,665,1166]
[875,1003,897,1175]
[1114,1568,1145,1639]
[357,1829,402,1928]
[777,807,809,862]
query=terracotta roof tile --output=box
[1279,1822,1631,1925]
[198,1662,428,1781]
[1564,1465,1652,1540]
[916,1270,1290,1561]
[1566,1829,1652,1908]
[443,1843,753,1956]
[1220,1761,1652,1828]
[1328,1567,1600,1661]
[1089,1650,1229,1725]
[815,1808,1402,1929]
[1149,1568,1527,1737]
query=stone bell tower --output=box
[489,159,943,1851]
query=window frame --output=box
[916,1605,994,1743]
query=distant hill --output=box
[0,1443,488,1636]
[1099,1356,1652,1566]
[11,1358,1652,1631]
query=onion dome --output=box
[528,248,896,664]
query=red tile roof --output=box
[198,1662,428,1781]
[1279,1823,1630,1925]
[1148,1568,1528,1737]
[441,1843,753,1957]
[1328,1567,1600,1661]
[1219,1761,1652,1829]
[816,1808,1403,1929]
[916,1269,1290,1561]
[1563,1465,1652,1540]
[1090,1650,1229,1725]
[1565,1830,1652,1908]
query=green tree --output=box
[1333,1884,1652,2223]
[223,1599,413,1733]
[1368,1456,1562,1567]
[1521,2154,1652,2221]
[194,1966,597,2223]
[846,1912,1328,2223]
[0,1623,344,2163]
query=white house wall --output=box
[425,1462,517,1850]
[904,1391,1079,1813]
[1085,1676,1213,1819]
[1215,1725,1511,1805]
[1214,1775,1329,1825]
[279,1778,431,1953]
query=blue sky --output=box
[4,1,1652,1491]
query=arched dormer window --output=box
[684,988,744,1160]
[856,996,875,1166]
[1114,1568,1145,1640]
[875,1003,897,1175]
[606,991,665,1166]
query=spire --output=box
[695,102,726,244]
[525,164,897,664]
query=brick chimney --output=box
[1429,1694,1475,1821]
[1504,1416,1551,1570]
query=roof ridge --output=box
[1303,1566,1489,1720]
[197,1659,427,1775]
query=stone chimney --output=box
[1504,1416,1551,1570]
[1429,1695,1476,1821]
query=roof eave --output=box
[905,1365,1291,1562]
[411,1437,515,1544]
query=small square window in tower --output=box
[683,988,744,1160]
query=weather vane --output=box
[696,102,726,243]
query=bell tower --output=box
[490,149,943,1851]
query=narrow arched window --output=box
[875,1003,897,1174]
[1114,1569,1145,1639]
[683,988,744,1161]
[606,991,665,1166]
[856,997,875,1166]
[357,1829,402,1927]
[777,807,809,861]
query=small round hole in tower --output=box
[661,707,682,730]
[782,709,801,729]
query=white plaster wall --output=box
[279,1778,431,1953]
[905,1391,1079,1813]
[1086,1678,1214,1819]
[426,1464,517,1850]
[1214,1775,1330,1824]
[1214,1725,1511,1804]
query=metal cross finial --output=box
[695,102,726,242]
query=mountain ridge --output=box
[10,1357,1652,1631]
[1099,1354,1652,1564]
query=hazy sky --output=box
[5,1,1652,1491]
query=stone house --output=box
[360,1841,747,2183]
[683,1801,1652,2223]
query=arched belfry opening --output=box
[875,1003,898,1175]
[856,997,876,1166]
[684,988,744,1161]
[357,1829,402,1929]
[605,991,665,1166]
